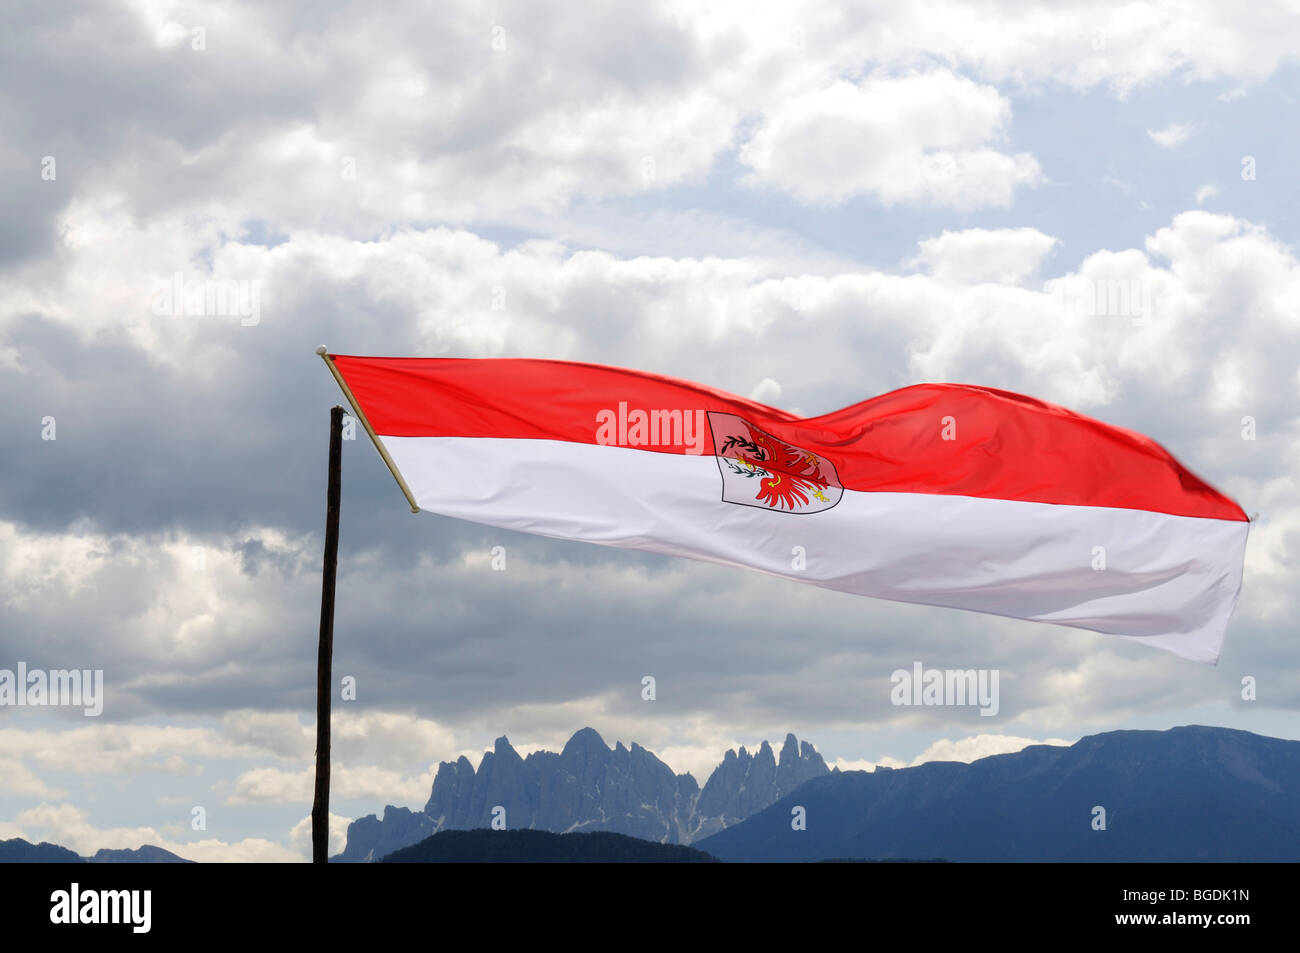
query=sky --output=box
[0,0,1298,861]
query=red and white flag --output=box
[323,353,1249,663]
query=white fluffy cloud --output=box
[830,734,1072,771]
[228,765,438,806]
[908,734,1072,764]
[0,709,459,857]
[912,227,1058,284]
[1148,122,1194,147]
[11,801,310,862]
[9,0,1297,250]
[739,73,1042,208]
[0,758,67,800]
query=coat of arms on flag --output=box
[708,412,842,513]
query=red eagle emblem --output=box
[708,412,842,513]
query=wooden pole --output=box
[312,404,344,864]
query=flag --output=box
[322,353,1249,663]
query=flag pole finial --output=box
[315,345,328,355]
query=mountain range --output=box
[696,725,1300,862]
[335,726,829,861]
[7,724,1293,863]
[0,839,192,863]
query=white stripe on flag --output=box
[385,435,1248,662]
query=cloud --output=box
[1147,123,1194,147]
[908,734,1072,764]
[831,734,1072,771]
[11,801,306,862]
[912,227,1058,284]
[3,1,1297,273]
[2,210,1298,744]
[288,811,351,859]
[739,73,1042,208]
[749,378,782,404]
[831,755,909,772]
[0,758,67,799]
[228,764,437,806]
[0,722,254,776]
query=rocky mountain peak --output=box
[694,732,830,837]
[341,728,830,860]
[779,733,799,767]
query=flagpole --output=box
[312,404,344,864]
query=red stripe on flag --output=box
[331,355,1246,522]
